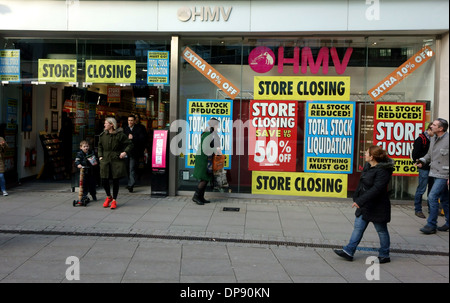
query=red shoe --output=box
[103,196,113,208]
[110,199,117,209]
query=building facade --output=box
[0,0,448,200]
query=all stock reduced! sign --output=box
[373,102,425,176]
[304,101,356,174]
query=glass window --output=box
[177,35,436,200]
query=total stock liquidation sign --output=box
[185,99,233,170]
[373,102,425,176]
[304,101,356,174]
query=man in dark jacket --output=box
[412,125,434,218]
[123,114,148,192]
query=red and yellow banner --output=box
[248,100,298,172]
[182,47,240,99]
[368,46,434,101]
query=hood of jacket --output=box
[376,157,395,172]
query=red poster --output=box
[249,100,298,172]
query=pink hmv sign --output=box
[152,130,168,169]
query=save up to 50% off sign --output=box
[249,100,298,172]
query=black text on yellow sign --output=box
[38,59,77,82]
[375,104,423,121]
[306,157,351,172]
[308,103,354,118]
[188,101,231,116]
[252,171,348,198]
[254,76,351,101]
[85,60,136,83]
[188,153,230,168]
[393,158,419,176]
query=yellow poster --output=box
[254,76,350,101]
[252,171,348,198]
[85,60,136,83]
[38,59,77,82]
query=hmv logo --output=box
[177,6,232,22]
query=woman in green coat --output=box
[98,117,133,209]
[193,118,220,205]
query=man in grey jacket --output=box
[418,118,449,234]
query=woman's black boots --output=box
[192,188,204,205]
[192,187,210,205]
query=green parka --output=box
[193,131,219,182]
[98,128,133,179]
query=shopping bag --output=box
[213,154,225,172]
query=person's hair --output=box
[105,117,117,130]
[436,118,448,132]
[79,140,89,147]
[128,114,136,120]
[368,145,390,163]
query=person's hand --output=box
[119,152,127,159]
[352,202,360,209]
[77,164,82,169]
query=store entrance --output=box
[62,84,170,193]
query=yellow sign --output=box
[306,157,352,172]
[252,171,348,198]
[392,158,419,176]
[188,100,231,116]
[85,60,136,83]
[254,76,350,101]
[187,153,230,168]
[38,59,77,82]
[375,103,424,121]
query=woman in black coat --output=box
[334,145,394,263]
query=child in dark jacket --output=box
[74,140,97,201]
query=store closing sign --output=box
[252,171,348,198]
[38,59,77,83]
[182,47,240,99]
[373,102,425,176]
[254,76,350,101]
[248,100,298,172]
[85,60,136,83]
[368,46,434,101]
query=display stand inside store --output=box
[39,131,66,180]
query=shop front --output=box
[0,0,448,201]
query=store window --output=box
[0,37,170,182]
[177,36,436,200]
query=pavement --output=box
[0,179,448,284]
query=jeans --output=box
[0,173,5,192]
[414,168,433,212]
[426,178,449,229]
[344,215,390,258]
[127,157,136,188]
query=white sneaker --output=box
[2,191,8,196]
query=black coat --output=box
[353,159,394,223]
[123,123,147,158]
[412,132,431,170]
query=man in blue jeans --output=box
[417,118,449,234]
